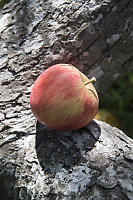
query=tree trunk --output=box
[1,120,133,200]
[0,0,133,199]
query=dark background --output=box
[96,71,133,139]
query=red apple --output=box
[30,64,98,131]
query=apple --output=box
[30,64,99,131]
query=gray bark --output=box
[1,120,133,200]
[0,0,133,199]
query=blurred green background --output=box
[0,0,10,8]
[95,71,133,139]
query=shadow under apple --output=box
[35,120,101,174]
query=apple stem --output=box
[84,77,96,85]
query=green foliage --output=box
[0,0,11,8]
[100,71,133,138]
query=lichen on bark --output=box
[0,0,133,199]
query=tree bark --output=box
[0,0,133,199]
[1,120,133,200]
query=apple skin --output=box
[30,64,98,131]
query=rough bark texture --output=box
[1,120,133,200]
[0,0,133,199]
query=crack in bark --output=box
[0,1,133,199]
[0,131,35,148]
[117,0,131,13]
[0,93,22,103]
